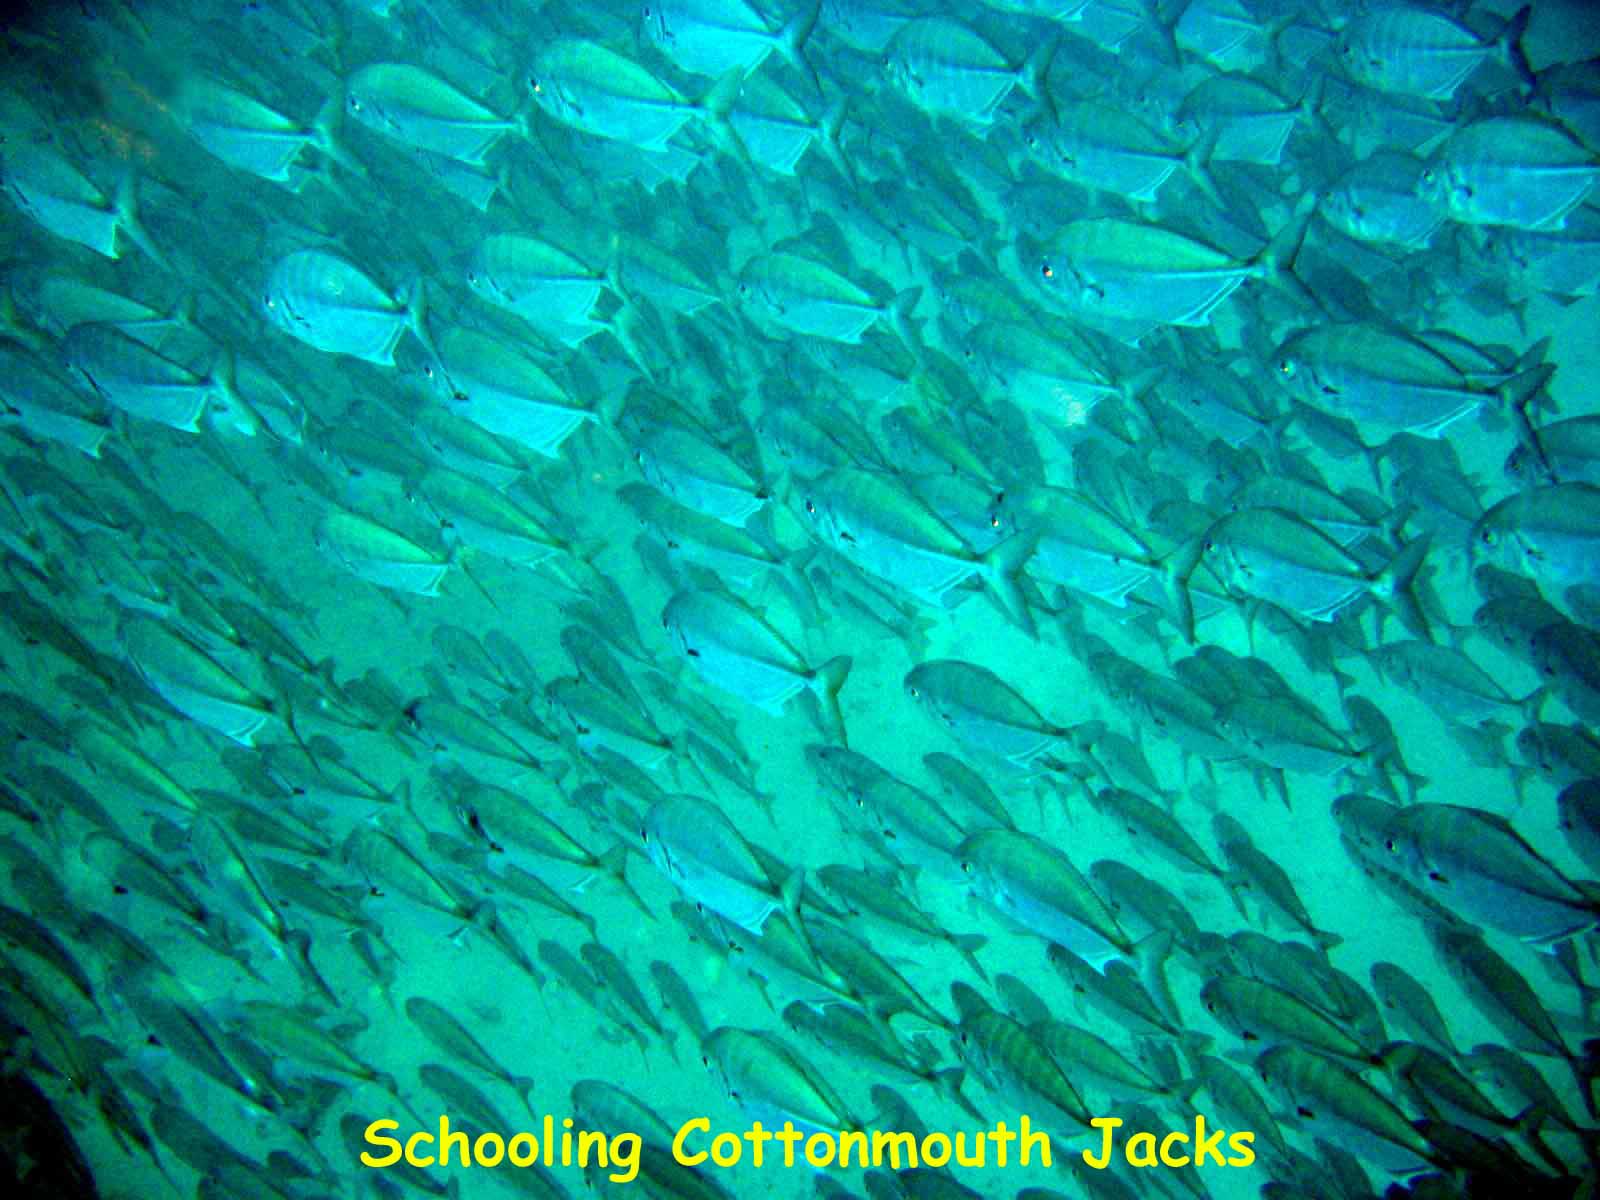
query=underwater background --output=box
[2,1,1599,1198]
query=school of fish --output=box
[2,0,1600,1198]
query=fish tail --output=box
[949,932,988,981]
[114,170,170,272]
[310,94,368,178]
[979,530,1038,636]
[1159,535,1205,646]
[404,275,441,373]
[1018,34,1060,116]
[779,0,823,97]
[1256,190,1322,313]
[599,843,657,924]
[697,69,752,164]
[817,94,855,189]
[1371,535,1433,642]
[807,655,853,745]
[886,285,925,368]
[1183,126,1225,211]
[1499,5,1537,99]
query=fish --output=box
[957,828,1136,967]
[641,0,821,85]
[661,586,851,741]
[1333,4,1534,101]
[428,326,599,458]
[61,322,236,434]
[1191,505,1433,640]
[1023,195,1315,338]
[1272,323,1552,438]
[1,143,164,265]
[345,63,523,164]
[174,76,349,188]
[1420,115,1600,232]
[884,16,1054,125]
[904,659,1099,770]
[530,38,742,152]
[1472,482,1600,590]
[641,791,808,945]
[263,248,433,366]
[702,1026,864,1135]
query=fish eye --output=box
[804,498,816,515]
[1040,261,1054,280]
[1277,359,1294,378]
[960,860,972,874]
[907,685,919,699]
[530,78,543,95]
[348,96,362,113]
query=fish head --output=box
[1414,162,1464,219]
[1502,443,1549,485]
[883,46,922,99]
[1318,187,1365,238]
[1333,29,1386,90]
[1329,792,1403,866]
[1034,252,1098,310]
[639,2,672,52]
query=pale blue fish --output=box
[1334,4,1533,101]
[430,326,596,458]
[1320,151,1446,250]
[345,62,522,164]
[641,0,821,84]
[174,76,349,186]
[263,249,433,366]
[529,37,741,152]
[1377,802,1599,946]
[0,341,112,457]
[884,16,1054,125]
[1272,323,1550,438]
[1420,115,1600,232]
[631,421,770,527]
[802,467,1035,628]
[1022,100,1192,203]
[726,73,847,177]
[314,511,452,596]
[61,322,235,434]
[737,250,919,346]
[119,616,285,748]
[465,232,609,344]
[641,792,806,938]
[957,828,1136,967]
[1472,483,1600,590]
[1192,506,1432,637]
[904,659,1097,770]
[661,586,851,741]
[1025,198,1313,336]
[1,143,164,265]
